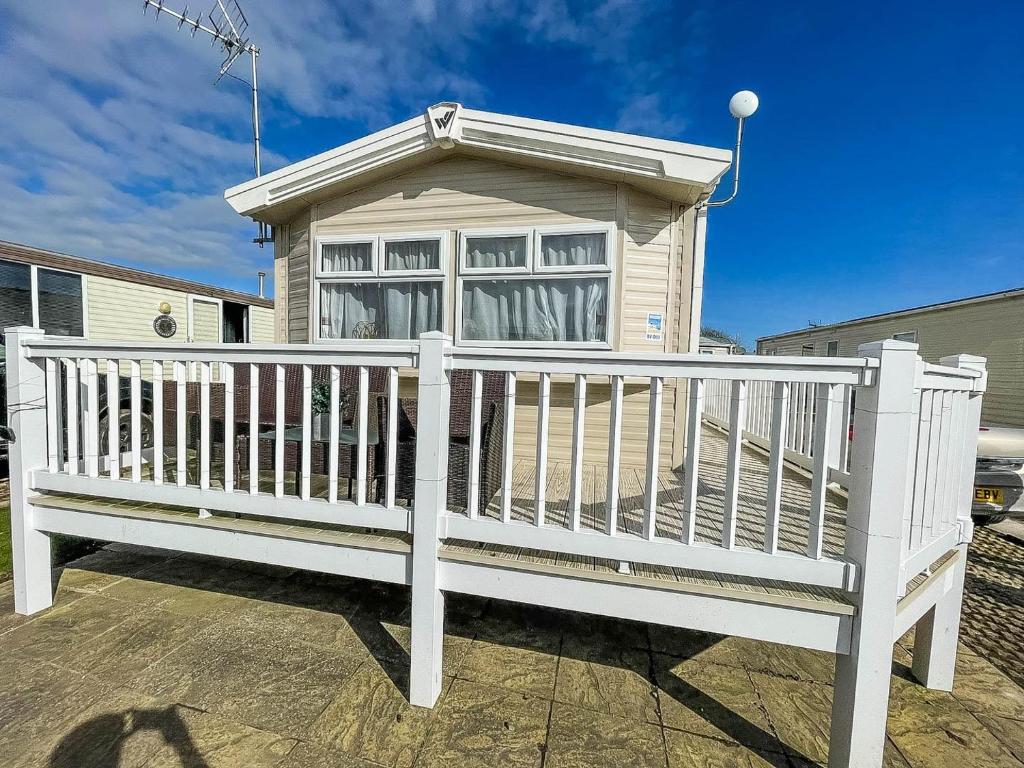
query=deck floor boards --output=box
[44,424,853,610]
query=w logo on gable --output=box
[426,102,462,145]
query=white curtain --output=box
[320,282,442,339]
[540,233,606,267]
[385,239,439,271]
[465,236,527,269]
[461,277,608,342]
[322,242,372,272]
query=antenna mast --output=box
[142,0,271,246]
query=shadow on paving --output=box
[48,706,209,768]
[10,535,1020,767]
[37,544,812,768]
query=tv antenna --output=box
[142,0,271,246]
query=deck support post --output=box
[409,331,451,708]
[910,544,967,690]
[6,326,53,615]
[829,340,918,768]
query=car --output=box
[973,425,1024,525]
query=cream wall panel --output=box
[85,275,189,343]
[510,379,675,471]
[250,306,275,342]
[620,190,674,353]
[285,210,311,343]
[759,294,1024,427]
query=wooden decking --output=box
[444,424,853,613]
[36,424,855,613]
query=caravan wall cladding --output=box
[272,156,705,469]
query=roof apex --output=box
[225,104,732,222]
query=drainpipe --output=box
[257,272,266,299]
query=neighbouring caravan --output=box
[757,287,1024,428]
[0,240,274,346]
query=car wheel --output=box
[972,513,1007,527]
[99,408,155,455]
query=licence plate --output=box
[974,487,1005,505]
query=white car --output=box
[973,426,1024,524]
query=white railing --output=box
[20,332,418,534]
[444,346,881,589]
[703,376,854,483]
[6,329,985,601]
[898,355,986,593]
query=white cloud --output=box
[0,0,705,295]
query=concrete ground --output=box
[0,532,1022,768]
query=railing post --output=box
[829,339,918,768]
[5,326,53,615]
[409,331,451,708]
[909,353,985,691]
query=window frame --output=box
[533,222,616,275]
[825,339,840,356]
[457,227,533,276]
[801,343,815,356]
[0,260,90,339]
[34,264,87,338]
[312,231,448,343]
[455,223,616,350]
[892,330,918,344]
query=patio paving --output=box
[0,531,1021,768]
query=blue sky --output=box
[0,1,1020,346]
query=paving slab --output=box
[544,702,666,768]
[1,539,1022,768]
[416,678,550,768]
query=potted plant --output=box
[311,381,353,440]
[311,381,331,441]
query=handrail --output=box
[450,349,877,384]
[23,338,419,368]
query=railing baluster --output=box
[682,377,704,544]
[64,359,78,475]
[838,384,853,472]
[722,379,747,549]
[803,383,816,456]
[534,371,550,526]
[467,369,483,518]
[385,366,398,509]
[106,360,120,480]
[274,363,284,498]
[300,364,312,501]
[199,361,210,490]
[787,381,799,453]
[500,371,516,523]
[568,373,587,531]
[910,389,931,550]
[45,358,58,473]
[935,391,954,534]
[249,363,259,494]
[222,362,233,493]
[922,390,944,542]
[81,359,99,478]
[764,381,790,554]
[152,361,163,485]
[944,391,965,531]
[807,382,835,559]
[328,364,340,504]
[130,360,141,483]
[605,374,623,536]
[356,365,368,506]
[175,360,186,487]
[643,376,663,540]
